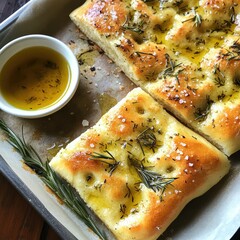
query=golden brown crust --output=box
[70,0,240,156]
[50,88,230,240]
[84,0,126,34]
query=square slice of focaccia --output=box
[70,0,240,156]
[50,88,230,240]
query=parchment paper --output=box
[0,0,239,239]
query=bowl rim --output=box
[0,34,80,119]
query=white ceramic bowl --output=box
[0,34,80,118]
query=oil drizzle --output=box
[98,93,117,116]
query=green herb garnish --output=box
[161,54,183,83]
[122,14,144,34]
[124,183,134,202]
[88,151,119,176]
[163,54,182,76]
[137,128,158,155]
[217,92,226,101]
[213,65,225,87]
[119,204,127,218]
[222,40,240,61]
[129,156,177,201]
[0,120,109,240]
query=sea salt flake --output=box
[82,119,89,127]
[179,99,186,104]
[180,142,187,147]
[176,149,183,155]
[110,10,118,20]
[175,155,181,160]
[120,124,125,132]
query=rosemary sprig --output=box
[121,15,144,34]
[88,151,119,176]
[137,128,157,155]
[164,54,182,76]
[0,121,46,176]
[213,65,225,87]
[217,92,226,101]
[165,53,175,73]
[222,40,240,62]
[223,49,236,61]
[161,54,183,83]
[124,183,134,202]
[0,120,109,240]
[129,156,177,201]
[119,204,127,218]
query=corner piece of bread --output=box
[50,88,230,240]
[69,0,240,156]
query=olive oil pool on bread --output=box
[0,46,70,110]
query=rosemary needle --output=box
[0,119,109,240]
[88,151,119,176]
[129,156,177,201]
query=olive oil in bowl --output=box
[0,34,80,118]
[0,46,70,110]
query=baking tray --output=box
[0,0,240,239]
[0,155,77,240]
[0,0,32,33]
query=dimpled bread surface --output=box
[50,88,230,240]
[70,0,240,156]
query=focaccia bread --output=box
[50,88,230,240]
[70,0,240,156]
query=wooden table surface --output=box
[0,1,239,240]
[0,1,61,239]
